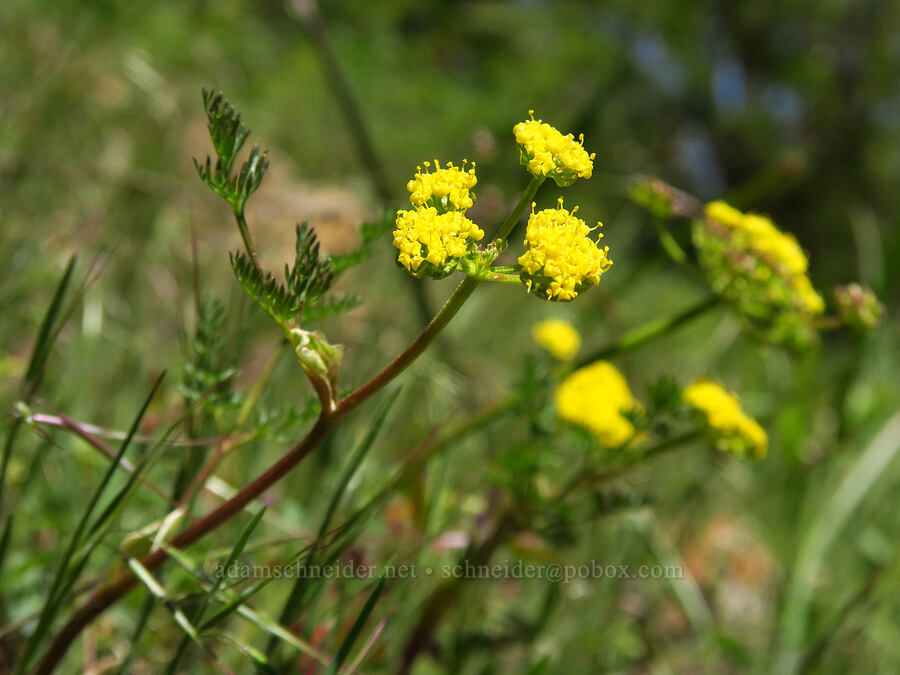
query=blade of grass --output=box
[325,576,386,675]
[164,507,267,675]
[160,542,331,665]
[16,372,165,673]
[346,617,387,673]
[0,515,12,583]
[126,556,203,647]
[269,390,399,656]
[22,257,77,395]
[214,632,278,673]
[113,593,155,675]
[1,256,76,513]
[319,390,400,540]
[628,510,712,632]
[775,412,900,674]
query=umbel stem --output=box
[575,293,722,368]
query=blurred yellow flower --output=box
[683,379,767,458]
[518,198,612,301]
[393,207,484,277]
[514,110,594,186]
[697,200,824,346]
[555,361,639,447]
[532,319,581,360]
[703,200,824,313]
[406,159,477,213]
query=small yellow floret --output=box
[792,275,825,314]
[704,201,814,284]
[393,207,484,275]
[406,159,477,213]
[513,110,594,186]
[683,379,767,458]
[518,198,612,301]
[532,319,581,360]
[555,361,639,447]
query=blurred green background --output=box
[2,0,899,672]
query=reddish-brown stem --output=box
[33,175,544,673]
[32,417,333,674]
[33,268,484,672]
[337,276,479,415]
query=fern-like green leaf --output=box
[202,87,249,177]
[231,252,303,324]
[286,222,334,305]
[195,88,268,212]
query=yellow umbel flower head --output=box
[518,198,612,301]
[683,379,767,458]
[532,319,581,360]
[406,159,477,213]
[555,361,639,447]
[696,200,824,347]
[514,111,595,186]
[393,207,484,279]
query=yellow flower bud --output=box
[532,319,581,360]
[555,361,640,447]
[683,379,767,458]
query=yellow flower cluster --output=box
[393,207,484,275]
[704,201,824,314]
[394,159,483,278]
[555,361,639,447]
[683,379,767,458]
[406,160,477,213]
[514,110,595,186]
[518,199,612,301]
[532,319,581,360]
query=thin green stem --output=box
[556,430,701,501]
[653,217,688,265]
[473,271,522,285]
[233,209,261,270]
[336,276,479,415]
[338,175,542,414]
[494,175,544,243]
[576,294,722,368]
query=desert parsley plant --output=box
[4,90,883,675]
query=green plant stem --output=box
[335,277,479,415]
[289,0,392,203]
[555,430,701,501]
[494,175,544,242]
[575,294,722,368]
[233,209,261,270]
[32,174,544,675]
[337,175,542,415]
[472,270,522,285]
